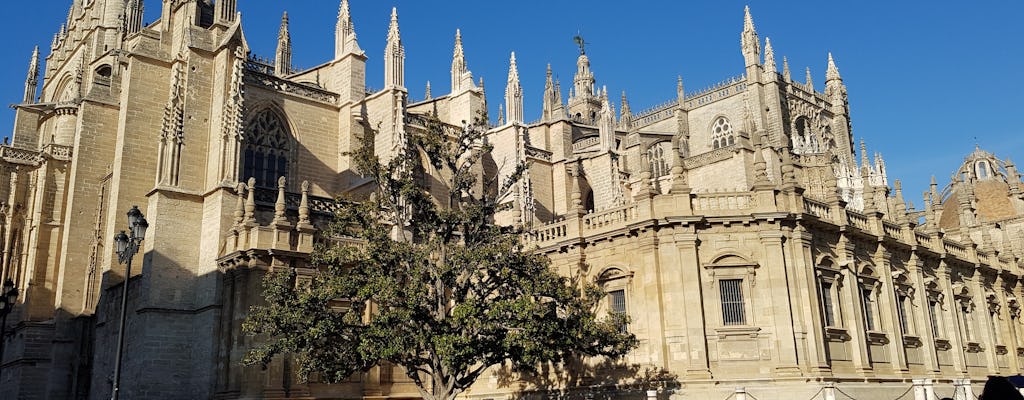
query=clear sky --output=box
[1,1,1021,207]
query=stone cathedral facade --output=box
[0,1,1023,399]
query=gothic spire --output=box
[504,52,523,124]
[125,0,143,35]
[384,7,405,89]
[677,75,685,105]
[763,37,776,74]
[424,81,432,100]
[451,29,472,93]
[23,46,39,103]
[620,91,631,120]
[573,49,595,99]
[335,0,362,59]
[542,63,556,121]
[805,67,813,90]
[598,87,616,151]
[741,6,760,68]
[826,52,841,82]
[782,56,791,81]
[275,12,292,76]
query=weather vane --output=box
[573,33,586,55]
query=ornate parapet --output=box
[0,143,74,166]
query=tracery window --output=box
[711,117,735,150]
[240,108,292,188]
[648,142,670,178]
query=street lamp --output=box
[110,205,148,400]
[0,278,19,375]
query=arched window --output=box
[648,142,670,178]
[711,117,734,150]
[240,108,292,188]
[976,161,990,179]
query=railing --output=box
[524,218,569,245]
[846,210,871,231]
[693,192,755,212]
[243,70,340,104]
[882,221,902,240]
[583,204,639,231]
[682,74,747,109]
[252,186,346,216]
[525,146,552,162]
[915,231,932,248]
[571,136,601,152]
[943,239,969,259]
[1,145,42,165]
[43,144,73,160]
[803,198,831,219]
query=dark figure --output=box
[980,376,1024,400]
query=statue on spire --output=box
[573,34,587,55]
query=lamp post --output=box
[110,205,148,400]
[0,278,19,375]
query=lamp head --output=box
[115,230,129,254]
[132,217,149,239]
[127,205,143,228]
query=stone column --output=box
[758,227,800,375]
[838,235,872,374]
[912,379,926,400]
[908,252,941,375]
[791,225,831,373]
[676,232,712,379]
[874,245,910,374]
[938,262,968,374]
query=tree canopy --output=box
[243,114,637,400]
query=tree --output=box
[243,114,636,400]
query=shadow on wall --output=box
[493,357,680,400]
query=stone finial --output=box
[504,52,523,124]
[275,11,292,76]
[299,180,311,226]
[741,6,760,67]
[424,81,432,100]
[244,177,256,225]
[669,142,689,194]
[677,75,685,105]
[451,29,470,93]
[763,37,777,73]
[569,163,585,215]
[620,91,632,127]
[636,149,654,199]
[274,176,287,223]
[782,56,791,82]
[23,46,40,103]
[335,0,362,58]
[862,168,877,213]
[826,52,842,82]
[752,147,771,189]
[805,67,814,90]
[234,182,246,226]
[384,7,405,89]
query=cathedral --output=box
[0,1,1023,399]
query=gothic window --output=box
[648,142,670,178]
[240,108,292,188]
[711,117,734,150]
[720,278,746,325]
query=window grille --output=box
[609,290,626,315]
[720,279,746,326]
[821,281,835,327]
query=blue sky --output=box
[2,1,1022,206]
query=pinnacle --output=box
[826,52,841,81]
[743,5,755,32]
